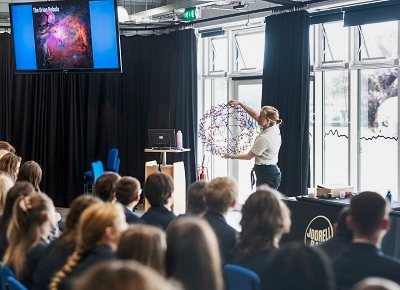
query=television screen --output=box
[9,0,122,73]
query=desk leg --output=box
[161,152,167,166]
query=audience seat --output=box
[224,264,261,290]
[84,148,120,194]
[0,262,15,290]
[6,277,27,290]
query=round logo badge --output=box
[304,215,334,246]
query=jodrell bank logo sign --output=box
[304,215,333,246]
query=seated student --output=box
[17,160,63,236]
[166,217,224,290]
[32,195,102,290]
[0,181,35,260]
[318,206,353,261]
[0,141,16,154]
[234,185,291,283]
[0,152,21,181]
[73,260,182,290]
[94,172,121,203]
[17,160,43,192]
[115,176,141,224]
[333,191,400,289]
[3,193,58,289]
[264,242,335,290]
[204,177,238,264]
[116,225,166,275]
[138,173,176,230]
[49,203,128,290]
[0,173,14,215]
[184,181,207,217]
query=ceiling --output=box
[0,0,392,31]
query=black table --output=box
[282,196,400,258]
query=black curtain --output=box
[262,11,310,197]
[0,29,197,207]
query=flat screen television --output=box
[9,0,122,73]
[148,129,176,149]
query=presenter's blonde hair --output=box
[261,106,282,125]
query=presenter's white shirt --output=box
[250,125,281,165]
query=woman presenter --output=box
[223,100,282,189]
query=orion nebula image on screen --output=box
[33,3,93,69]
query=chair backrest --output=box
[224,264,261,290]
[6,277,27,290]
[106,148,120,173]
[0,263,16,290]
[91,161,105,183]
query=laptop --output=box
[148,129,176,149]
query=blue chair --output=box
[6,277,27,290]
[224,264,261,290]
[0,262,16,290]
[84,148,120,193]
[106,148,120,173]
[91,161,105,183]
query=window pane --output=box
[201,79,228,178]
[309,77,315,187]
[234,31,265,71]
[210,37,228,72]
[359,21,398,60]
[322,22,346,62]
[236,82,262,204]
[323,71,349,184]
[359,68,398,196]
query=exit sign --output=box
[183,7,200,21]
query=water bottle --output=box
[176,130,183,149]
[386,189,392,207]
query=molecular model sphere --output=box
[198,103,256,156]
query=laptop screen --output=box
[148,129,176,149]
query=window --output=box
[201,78,229,179]
[357,21,398,62]
[320,22,347,64]
[312,19,399,199]
[322,71,349,185]
[209,36,228,73]
[233,30,264,72]
[359,68,398,194]
[232,80,262,204]
[198,17,400,202]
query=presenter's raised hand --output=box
[228,100,240,107]
[222,153,231,159]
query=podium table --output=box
[282,197,400,258]
[144,148,190,165]
[144,149,190,215]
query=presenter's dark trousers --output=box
[253,164,281,190]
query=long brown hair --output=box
[238,186,291,256]
[49,203,125,290]
[0,182,35,233]
[116,225,166,275]
[0,153,21,181]
[17,161,42,192]
[3,193,55,279]
[166,217,224,290]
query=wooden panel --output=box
[144,161,186,215]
